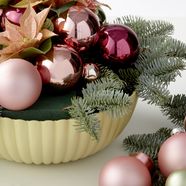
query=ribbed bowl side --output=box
[0,92,137,164]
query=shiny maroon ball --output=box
[96,24,139,66]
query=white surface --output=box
[1,1,186,186]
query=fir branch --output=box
[83,89,131,118]
[118,68,140,93]
[123,128,171,159]
[137,57,185,84]
[161,94,186,126]
[69,97,100,140]
[165,37,186,58]
[83,73,124,95]
[114,16,174,39]
[137,75,171,105]
[152,168,166,186]
[69,67,130,140]
[123,127,171,157]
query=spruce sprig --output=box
[69,67,131,139]
[113,16,186,185]
[162,94,186,126]
[114,16,174,39]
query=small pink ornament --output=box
[99,153,152,186]
[158,130,186,177]
[82,63,99,81]
[0,58,42,111]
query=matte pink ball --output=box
[99,156,152,186]
[0,58,42,111]
[96,24,139,66]
[158,133,186,177]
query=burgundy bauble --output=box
[158,132,186,177]
[61,6,100,50]
[36,45,83,89]
[99,153,152,186]
[96,24,139,66]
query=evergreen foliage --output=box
[69,16,186,143]
[115,17,186,185]
[68,16,186,184]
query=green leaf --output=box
[51,1,77,17]
[11,0,48,8]
[39,38,52,52]
[20,38,52,58]
[43,18,54,31]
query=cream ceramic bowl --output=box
[0,92,137,164]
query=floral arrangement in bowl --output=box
[0,0,185,166]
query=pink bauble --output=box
[99,155,152,186]
[63,6,100,41]
[4,8,25,25]
[96,24,139,66]
[36,45,82,89]
[60,6,100,51]
[0,58,42,111]
[158,132,186,177]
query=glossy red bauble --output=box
[36,45,83,90]
[96,24,139,66]
[158,132,186,177]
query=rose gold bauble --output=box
[61,6,100,50]
[0,58,42,111]
[158,132,186,177]
[36,45,82,89]
[82,63,99,81]
[64,6,100,40]
[99,154,152,186]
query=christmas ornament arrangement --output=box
[1,1,186,185]
[0,0,139,164]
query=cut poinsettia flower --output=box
[0,4,56,62]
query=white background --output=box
[1,1,186,186]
